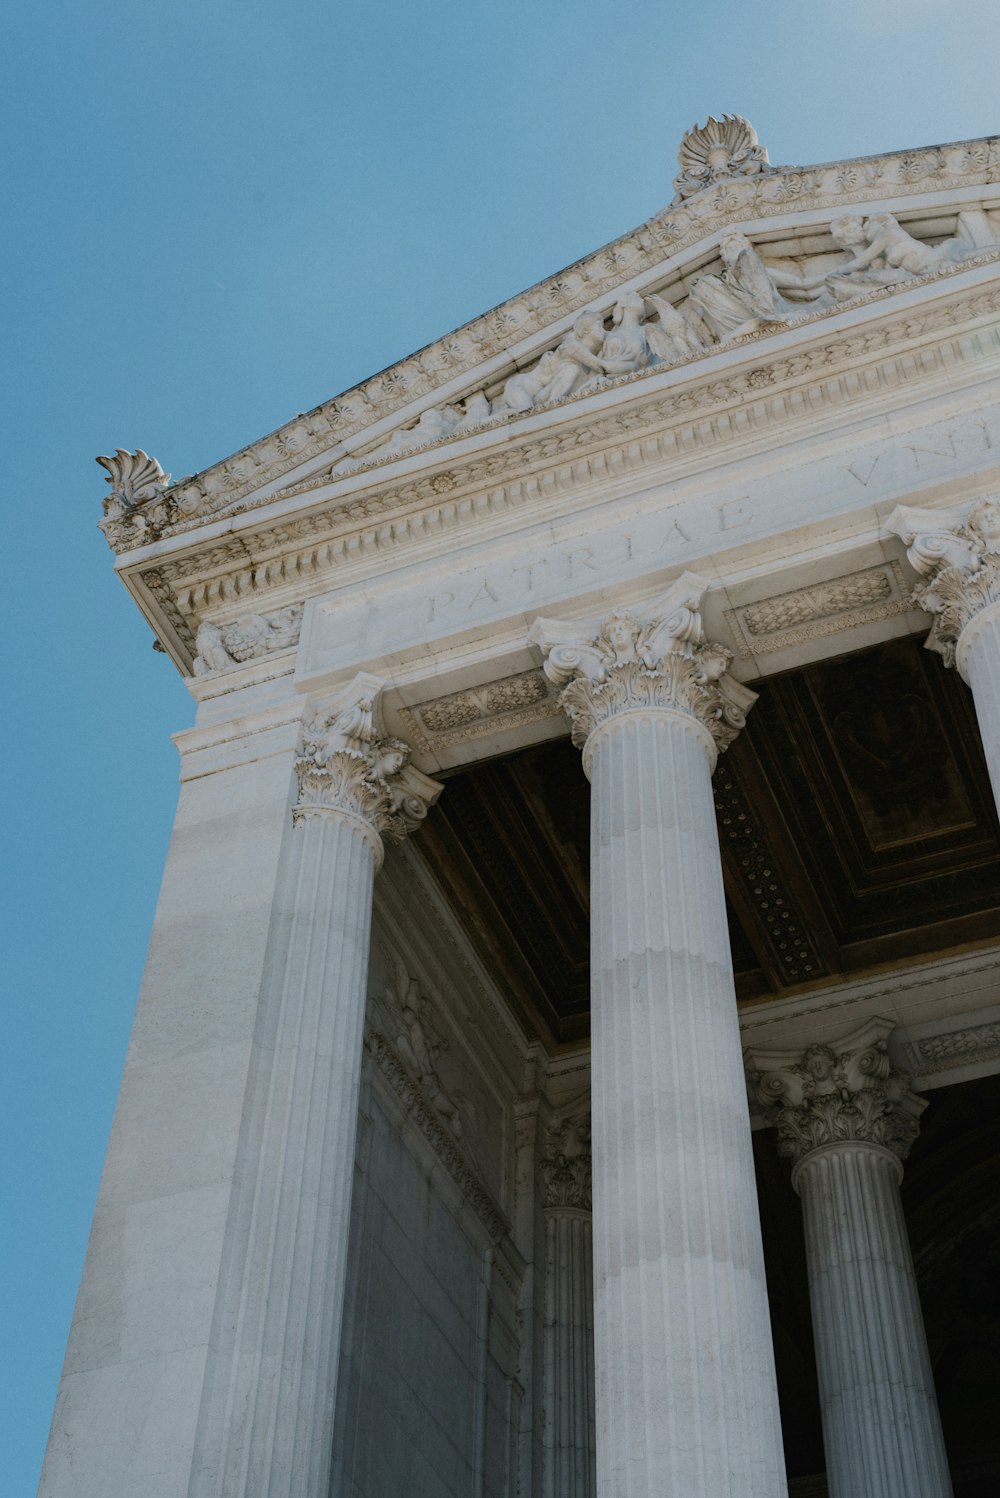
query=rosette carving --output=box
[888,498,1000,671]
[540,1109,592,1211]
[294,675,442,845]
[528,574,756,761]
[673,114,776,201]
[746,1017,926,1167]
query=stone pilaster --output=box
[540,1108,595,1498]
[747,1018,952,1498]
[530,576,787,1498]
[189,676,441,1498]
[889,497,1000,816]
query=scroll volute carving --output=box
[746,1016,926,1168]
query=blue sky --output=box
[3,1,999,1491]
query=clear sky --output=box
[3,0,999,1490]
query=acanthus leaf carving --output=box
[540,1107,592,1211]
[888,495,1000,671]
[293,678,442,844]
[746,1017,926,1168]
[96,448,172,546]
[529,574,757,761]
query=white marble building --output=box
[40,118,1000,1497]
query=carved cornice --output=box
[137,279,1000,668]
[529,576,756,764]
[746,1017,926,1169]
[102,131,1000,550]
[888,496,1000,674]
[540,1108,592,1212]
[293,677,442,850]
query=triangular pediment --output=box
[100,125,1000,554]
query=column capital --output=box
[294,673,443,853]
[746,1016,927,1170]
[528,573,757,768]
[888,496,1000,676]
[540,1106,592,1212]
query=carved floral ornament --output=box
[745,1017,926,1172]
[888,497,1000,673]
[528,574,757,766]
[540,1108,592,1212]
[96,124,1000,552]
[293,675,442,851]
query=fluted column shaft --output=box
[958,606,1000,816]
[793,1143,952,1498]
[588,709,786,1497]
[543,1211,596,1498]
[189,681,440,1498]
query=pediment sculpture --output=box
[337,208,1000,471]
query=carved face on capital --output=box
[804,1045,835,1082]
[967,500,1000,553]
[600,612,640,661]
[372,742,409,779]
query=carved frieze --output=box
[293,681,442,843]
[132,281,1000,657]
[529,576,757,759]
[98,125,1000,550]
[903,1020,1000,1074]
[889,497,1000,670]
[724,563,910,658]
[746,1017,926,1166]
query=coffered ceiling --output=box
[417,634,1000,1047]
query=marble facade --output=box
[41,120,1000,1496]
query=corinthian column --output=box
[889,496,1000,814]
[540,1107,595,1498]
[529,577,787,1498]
[189,676,441,1498]
[747,1018,952,1498]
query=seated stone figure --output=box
[688,232,822,340]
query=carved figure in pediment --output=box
[499,349,564,413]
[837,212,963,282]
[688,232,804,340]
[644,293,710,360]
[599,291,650,376]
[821,215,917,300]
